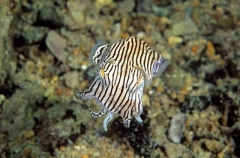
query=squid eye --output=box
[152,57,170,77]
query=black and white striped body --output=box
[76,36,169,131]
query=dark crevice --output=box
[0,83,19,99]
[232,128,240,157]
[107,109,152,157]
[62,109,77,122]
[80,123,87,135]
[204,67,228,85]
[180,95,210,113]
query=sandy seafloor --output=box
[0,0,239,157]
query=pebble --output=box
[58,146,66,152]
[206,41,215,57]
[163,64,187,90]
[67,1,89,28]
[81,64,88,71]
[168,112,186,143]
[191,142,212,158]
[95,0,112,8]
[119,0,135,13]
[152,0,172,17]
[168,36,183,45]
[23,130,35,139]
[204,139,225,153]
[44,86,54,98]
[216,14,235,29]
[188,40,206,60]
[191,7,202,27]
[205,41,221,61]
[191,44,199,52]
[136,31,146,39]
[23,148,31,156]
[81,154,89,158]
[164,142,191,158]
[172,18,199,36]
[160,17,172,25]
[142,94,150,106]
[0,94,5,105]
[185,131,194,143]
[46,31,68,63]
[136,0,152,13]
[64,71,79,89]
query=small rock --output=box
[67,56,81,69]
[163,64,187,90]
[172,18,199,36]
[216,14,235,29]
[152,0,172,17]
[188,41,206,61]
[136,0,152,13]
[204,139,225,153]
[185,131,194,143]
[23,130,35,139]
[44,86,54,98]
[136,31,146,39]
[46,30,68,63]
[119,0,135,13]
[206,41,216,58]
[23,148,31,156]
[95,0,112,8]
[161,17,172,25]
[168,112,186,143]
[142,94,150,106]
[67,0,91,29]
[164,142,192,158]
[82,154,89,158]
[0,94,5,105]
[191,7,202,27]
[205,41,223,63]
[64,71,79,89]
[168,36,183,45]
